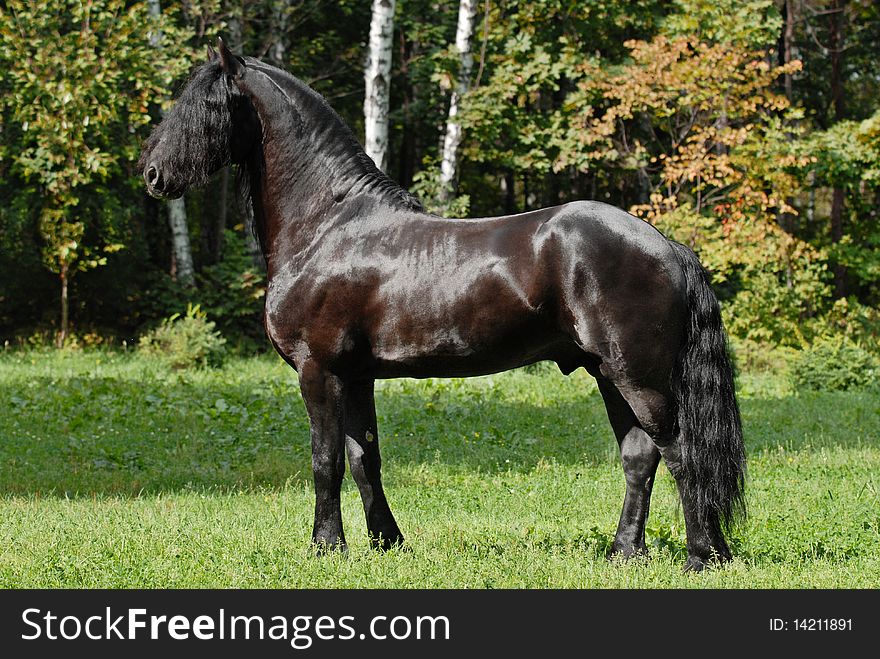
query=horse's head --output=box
[139,38,259,199]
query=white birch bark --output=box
[438,0,479,203]
[269,0,292,68]
[167,198,195,285]
[147,0,195,286]
[364,0,396,171]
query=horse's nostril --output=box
[145,165,163,190]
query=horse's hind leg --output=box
[656,439,732,571]
[598,379,661,558]
[343,379,404,550]
[611,380,731,571]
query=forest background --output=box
[0,0,878,378]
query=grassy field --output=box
[1,350,878,588]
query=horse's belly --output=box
[369,313,567,379]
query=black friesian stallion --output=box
[139,39,746,571]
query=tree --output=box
[364,0,396,169]
[437,0,480,206]
[0,0,192,344]
[809,111,880,304]
[147,0,196,288]
[827,0,849,298]
[556,36,818,343]
[458,0,669,214]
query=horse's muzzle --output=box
[143,164,183,199]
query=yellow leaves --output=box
[565,33,806,235]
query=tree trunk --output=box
[213,167,229,262]
[228,10,244,51]
[57,264,69,348]
[778,0,795,101]
[167,197,195,286]
[396,32,415,189]
[438,0,479,204]
[829,0,848,298]
[503,170,515,214]
[148,0,195,287]
[776,0,796,237]
[364,0,396,170]
[268,0,292,68]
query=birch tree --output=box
[364,0,396,170]
[147,0,196,287]
[438,0,479,204]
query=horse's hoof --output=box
[607,543,648,562]
[313,538,348,556]
[683,552,731,572]
[683,555,707,572]
[370,533,407,552]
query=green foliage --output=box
[662,0,782,48]
[196,230,267,346]
[806,111,880,299]
[819,297,880,347]
[138,304,227,369]
[729,338,797,376]
[791,337,879,392]
[410,158,471,216]
[0,0,877,359]
[723,258,833,347]
[0,0,195,333]
[137,230,266,348]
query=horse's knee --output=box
[312,450,345,489]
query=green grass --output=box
[1,350,878,587]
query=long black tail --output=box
[668,241,746,536]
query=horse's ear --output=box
[217,36,244,77]
[207,43,218,61]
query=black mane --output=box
[240,58,423,213]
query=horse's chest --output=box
[264,270,367,361]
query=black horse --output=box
[139,39,745,571]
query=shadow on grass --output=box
[1,368,877,498]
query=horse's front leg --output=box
[343,379,404,550]
[299,361,347,552]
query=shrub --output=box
[196,230,267,349]
[137,230,266,351]
[812,297,880,348]
[790,337,879,392]
[728,338,797,375]
[138,304,226,369]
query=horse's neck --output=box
[242,64,417,262]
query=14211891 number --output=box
[793,619,852,631]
